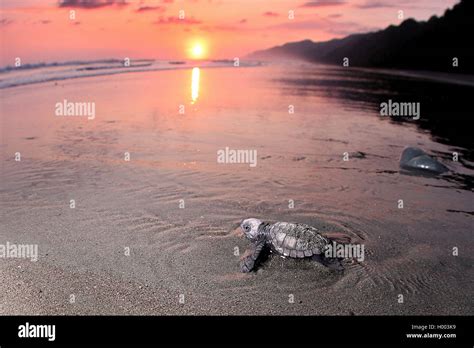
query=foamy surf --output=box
[0,59,263,89]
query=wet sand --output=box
[1,64,473,315]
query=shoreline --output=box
[4,57,474,91]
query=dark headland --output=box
[249,0,474,74]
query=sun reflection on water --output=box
[191,67,200,104]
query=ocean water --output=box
[0,62,473,314]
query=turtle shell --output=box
[267,222,329,258]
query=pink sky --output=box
[0,0,459,66]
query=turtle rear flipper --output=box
[311,254,344,272]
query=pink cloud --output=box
[58,0,129,9]
[136,5,166,13]
[356,1,396,9]
[154,16,202,25]
[200,24,239,32]
[263,11,279,17]
[301,1,346,7]
[0,18,14,26]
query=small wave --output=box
[0,58,153,73]
[0,59,264,89]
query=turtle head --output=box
[240,218,263,241]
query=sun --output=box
[189,42,206,60]
[192,44,203,57]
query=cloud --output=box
[136,5,165,12]
[154,16,201,25]
[263,11,279,17]
[301,1,346,7]
[355,1,396,9]
[198,19,250,32]
[200,24,237,32]
[58,0,128,9]
[198,20,252,32]
[0,18,14,26]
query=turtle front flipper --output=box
[240,240,266,273]
[311,254,344,272]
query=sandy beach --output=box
[1,64,473,315]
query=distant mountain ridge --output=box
[249,0,474,73]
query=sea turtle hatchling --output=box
[239,218,343,273]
